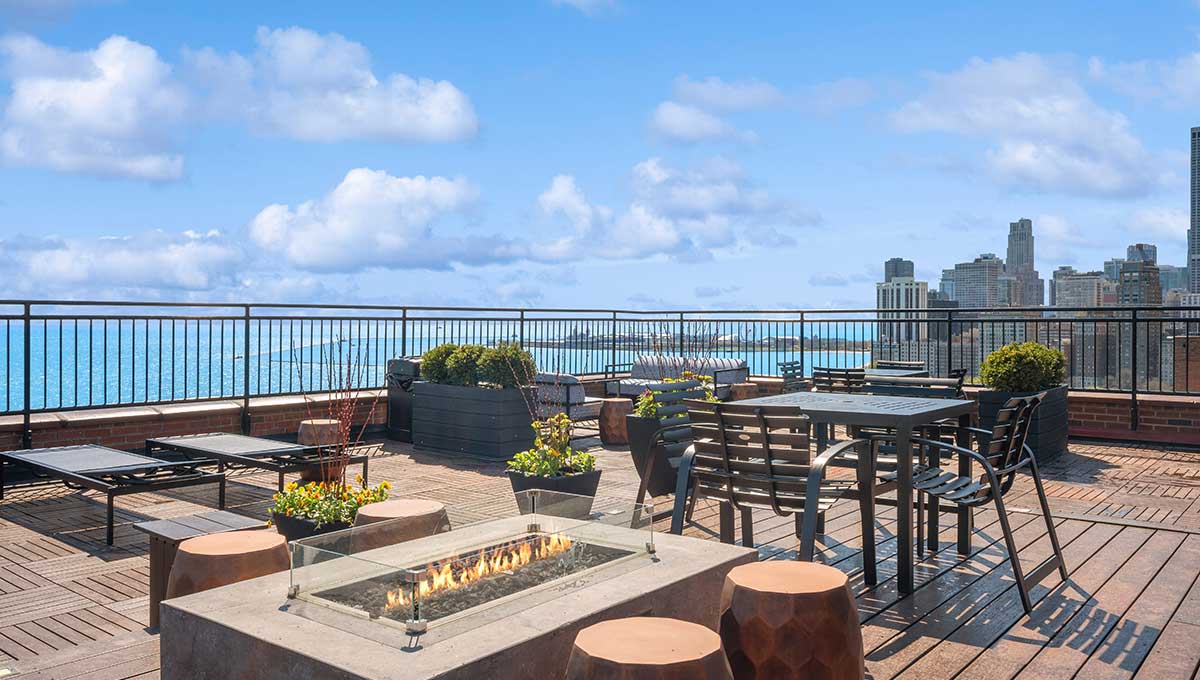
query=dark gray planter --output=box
[977,385,1069,464]
[507,469,602,518]
[412,382,535,459]
[626,414,677,498]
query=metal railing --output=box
[2,300,1198,447]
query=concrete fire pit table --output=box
[160,514,757,679]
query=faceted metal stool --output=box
[351,499,450,552]
[165,530,290,600]
[566,617,734,679]
[719,561,864,680]
[297,418,342,482]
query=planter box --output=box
[626,415,677,498]
[977,385,1069,464]
[507,469,602,517]
[271,512,351,544]
[412,382,535,459]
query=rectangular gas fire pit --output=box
[161,492,757,679]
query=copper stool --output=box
[352,499,450,552]
[598,398,633,445]
[566,617,733,679]
[719,561,864,680]
[165,530,290,599]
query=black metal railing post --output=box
[241,305,251,435]
[1130,308,1139,430]
[944,309,953,378]
[678,312,685,356]
[798,312,805,374]
[400,307,408,357]
[21,302,32,448]
[610,311,617,373]
[519,310,526,348]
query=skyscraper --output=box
[1127,243,1158,264]
[1119,261,1163,305]
[1192,127,1200,292]
[1049,265,1077,306]
[954,253,1004,308]
[1006,218,1044,305]
[883,257,915,283]
[876,276,928,342]
[939,268,956,300]
[1103,258,1127,282]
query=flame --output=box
[385,533,573,611]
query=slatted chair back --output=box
[873,359,926,371]
[684,400,814,516]
[861,374,965,399]
[777,360,807,393]
[983,393,1042,494]
[643,379,707,426]
[811,366,865,393]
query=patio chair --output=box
[777,360,809,393]
[810,366,866,442]
[630,380,707,520]
[871,392,1068,613]
[670,400,870,561]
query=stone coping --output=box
[0,389,386,433]
[160,517,756,680]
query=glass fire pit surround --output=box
[287,491,655,639]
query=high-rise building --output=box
[1160,264,1189,293]
[1191,127,1200,293]
[876,276,928,342]
[954,254,1004,308]
[1049,265,1077,307]
[1006,218,1043,305]
[1127,243,1158,264]
[1055,271,1105,308]
[1104,258,1127,282]
[939,269,956,300]
[997,274,1021,307]
[1119,261,1163,305]
[883,257,915,283]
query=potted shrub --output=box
[506,413,600,517]
[411,342,538,459]
[269,476,392,542]
[977,341,1069,463]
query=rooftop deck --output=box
[2,435,1199,679]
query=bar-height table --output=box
[735,391,975,595]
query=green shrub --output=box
[420,343,457,384]
[980,342,1066,392]
[445,344,486,386]
[478,342,536,388]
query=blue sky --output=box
[0,0,1197,308]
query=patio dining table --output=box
[734,391,975,595]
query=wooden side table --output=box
[719,561,864,679]
[352,499,451,552]
[728,382,758,401]
[134,511,262,628]
[165,530,290,600]
[566,617,733,679]
[598,398,634,445]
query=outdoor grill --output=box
[385,357,422,442]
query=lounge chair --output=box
[145,433,368,492]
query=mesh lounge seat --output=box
[533,373,603,424]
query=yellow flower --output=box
[380,481,392,491]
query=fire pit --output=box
[161,491,758,680]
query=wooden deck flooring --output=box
[3,436,1200,679]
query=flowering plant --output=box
[268,475,392,528]
[507,413,596,477]
[633,371,718,418]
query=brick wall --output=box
[0,390,386,452]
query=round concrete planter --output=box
[507,469,602,518]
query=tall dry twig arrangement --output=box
[290,328,382,486]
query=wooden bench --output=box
[133,511,262,628]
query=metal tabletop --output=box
[736,390,976,595]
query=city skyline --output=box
[0,2,1198,309]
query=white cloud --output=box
[1088,54,1200,104]
[799,77,877,114]
[648,101,755,143]
[672,75,783,112]
[0,229,240,294]
[536,157,817,261]
[0,34,188,180]
[1131,207,1189,243]
[550,0,615,15]
[249,167,526,272]
[183,26,477,143]
[893,53,1162,198]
